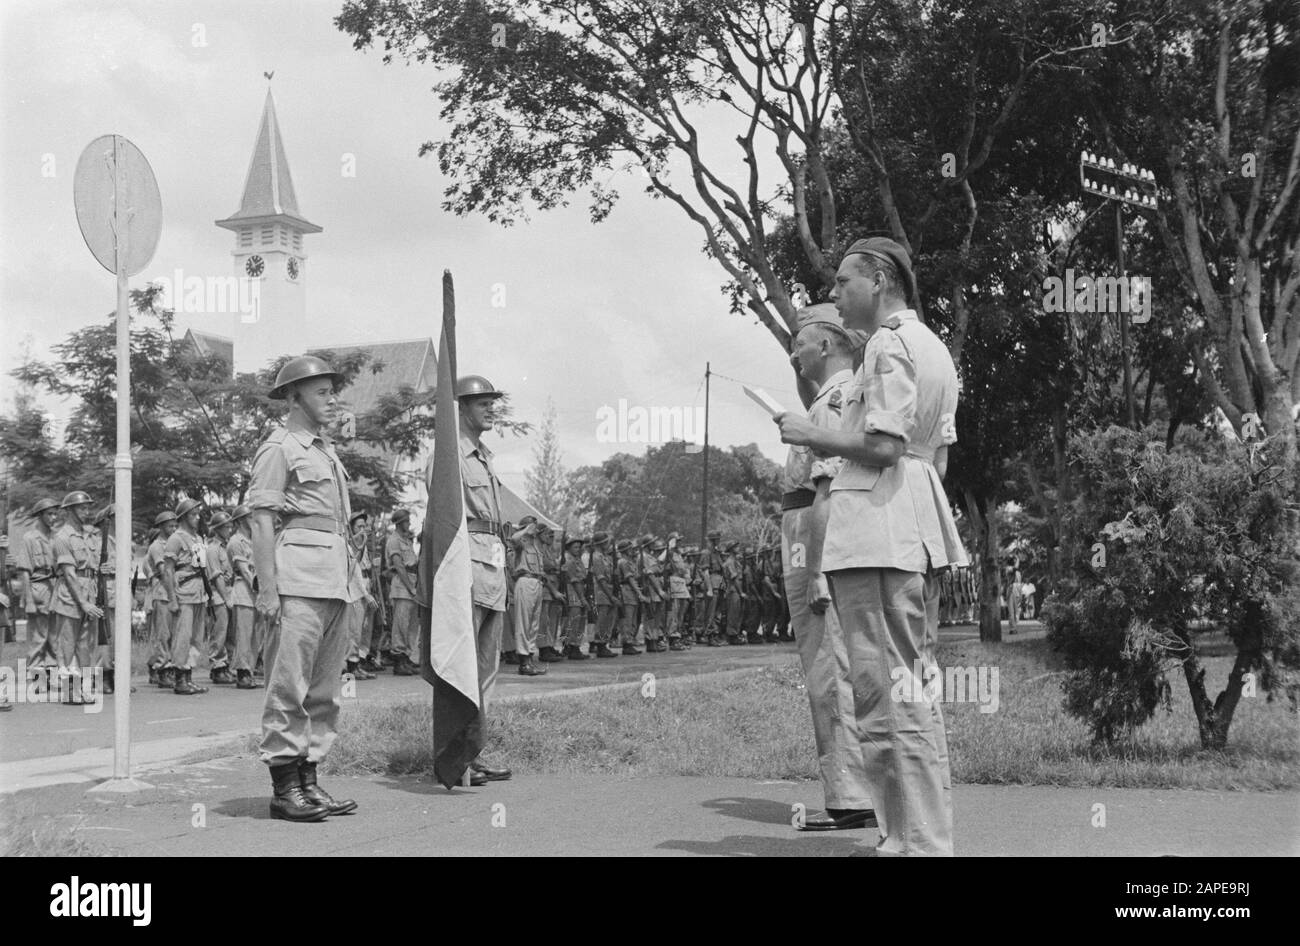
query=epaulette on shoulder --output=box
[881,314,903,330]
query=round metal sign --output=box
[74,135,162,277]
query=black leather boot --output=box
[270,762,329,822]
[298,760,357,815]
[174,669,208,695]
[103,669,116,695]
[147,664,160,686]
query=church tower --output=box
[216,87,321,369]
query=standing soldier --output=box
[226,504,262,689]
[777,237,968,856]
[560,536,591,660]
[386,508,420,676]
[759,546,782,643]
[741,547,763,644]
[250,355,360,821]
[51,491,103,704]
[14,498,60,673]
[638,535,667,652]
[722,541,745,645]
[614,538,644,655]
[501,522,518,665]
[91,505,123,694]
[663,533,691,651]
[537,524,566,662]
[206,511,236,685]
[509,516,548,676]
[344,511,377,681]
[702,531,725,646]
[430,374,515,785]
[144,511,178,686]
[587,532,619,658]
[776,303,872,830]
[163,498,210,696]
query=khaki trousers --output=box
[148,601,174,667]
[781,509,871,811]
[53,612,93,672]
[208,604,231,669]
[390,598,419,658]
[25,611,55,665]
[513,576,544,656]
[231,604,257,672]
[827,567,952,856]
[472,604,503,748]
[593,603,616,645]
[259,596,352,766]
[169,603,205,670]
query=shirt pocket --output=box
[277,531,341,580]
[290,456,333,484]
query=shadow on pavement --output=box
[214,796,274,820]
[657,834,859,857]
[702,795,800,826]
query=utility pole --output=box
[700,363,710,546]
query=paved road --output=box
[12,760,1296,857]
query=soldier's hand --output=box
[775,412,817,447]
[168,599,181,615]
[808,573,832,615]
[82,603,104,620]
[256,588,280,626]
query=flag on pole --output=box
[418,269,481,789]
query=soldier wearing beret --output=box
[143,510,179,686]
[777,237,968,856]
[386,508,421,675]
[249,356,360,821]
[510,516,548,675]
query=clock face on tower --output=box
[245,255,265,277]
[287,257,299,280]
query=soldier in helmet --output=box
[226,504,262,689]
[613,538,645,655]
[91,504,126,694]
[13,497,61,672]
[51,491,103,704]
[702,531,725,645]
[249,355,360,821]
[420,374,515,783]
[587,532,619,658]
[206,510,237,685]
[144,510,179,686]
[559,535,591,661]
[537,523,566,662]
[663,532,691,651]
[638,535,667,652]
[163,498,210,696]
[385,508,421,676]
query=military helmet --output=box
[592,531,611,546]
[230,505,252,523]
[616,538,633,553]
[175,498,203,519]
[208,511,233,530]
[349,509,369,525]
[518,515,538,527]
[93,504,114,524]
[60,490,93,509]
[707,530,721,541]
[270,355,344,400]
[724,541,739,553]
[564,536,585,549]
[391,508,411,525]
[153,510,178,526]
[455,375,505,400]
[30,498,59,516]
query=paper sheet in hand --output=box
[743,386,785,417]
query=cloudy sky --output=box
[0,0,807,495]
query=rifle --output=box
[368,519,388,630]
[96,519,110,646]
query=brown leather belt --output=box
[781,488,816,511]
[466,518,501,535]
[282,514,344,534]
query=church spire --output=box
[216,88,321,233]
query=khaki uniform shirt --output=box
[248,421,359,603]
[640,550,663,601]
[164,527,209,605]
[52,522,98,619]
[386,531,418,601]
[14,527,56,614]
[206,536,233,606]
[666,551,691,599]
[783,368,853,492]
[96,528,116,602]
[348,535,372,602]
[616,557,640,605]
[823,309,969,574]
[562,556,586,607]
[227,531,256,608]
[143,536,169,606]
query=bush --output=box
[1044,425,1300,748]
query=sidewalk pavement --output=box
[7,755,1297,856]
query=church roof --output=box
[183,329,234,375]
[216,89,322,234]
[311,338,437,417]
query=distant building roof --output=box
[215,89,321,234]
[183,329,234,375]
[312,338,437,417]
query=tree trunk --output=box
[1178,620,1260,750]
[962,487,1002,642]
